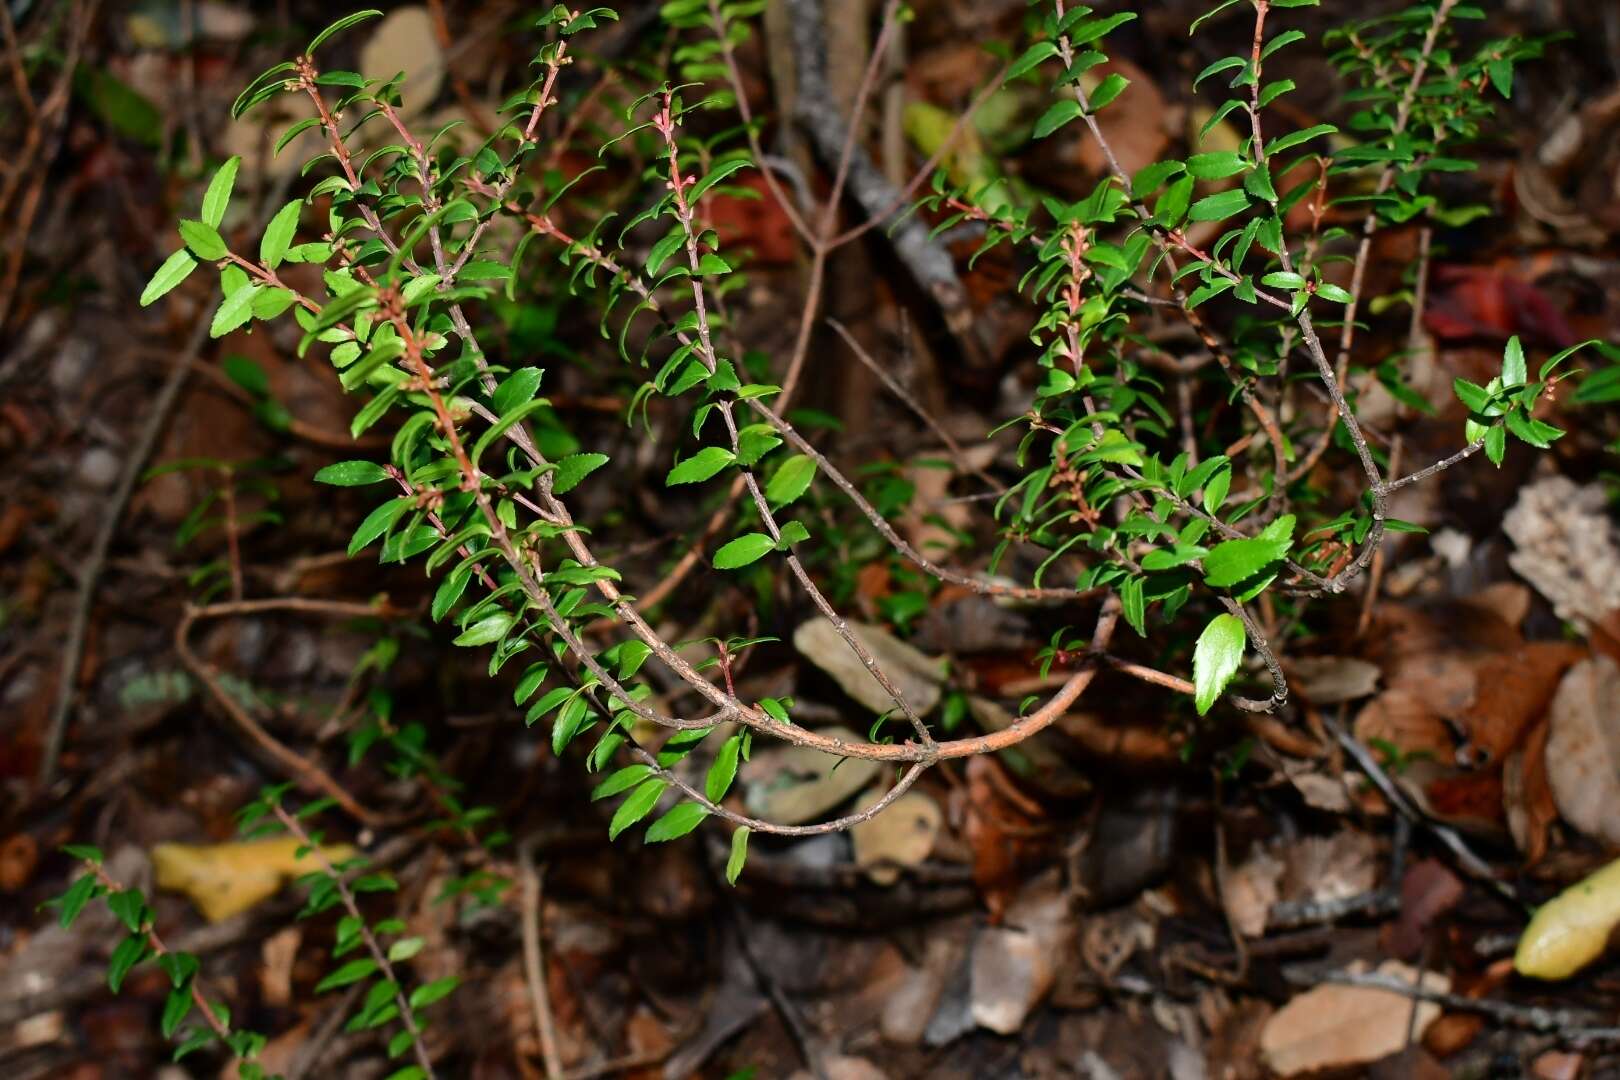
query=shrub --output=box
[62,0,1592,1072]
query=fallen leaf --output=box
[1504,477,1620,631]
[1224,843,1284,938]
[1515,854,1620,979]
[969,870,1071,1034]
[359,7,444,118]
[152,836,355,922]
[1503,719,1556,864]
[793,618,947,716]
[742,726,882,826]
[851,789,942,885]
[1260,961,1448,1077]
[1544,656,1620,845]
[1076,58,1169,180]
[1287,656,1381,705]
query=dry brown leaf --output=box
[851,789,942,885]
[1354,687,1455,760]
[1076,58,1168,179]
[152,837,356,922]
[1463,643,1584,764]
[1545,656,1620,845]
[1503,719,1557,864]
[1260,961,1448,1076]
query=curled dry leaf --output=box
[1515,855,1620,980]
[851,788,942,885]
[1260,961,1448,1077]
[793,618,947,716]
[152,836,356,922]
[1504,476,1620,630]
[1544,656,1620,846]
[742,725,882,826]
[1503,719,1556,864]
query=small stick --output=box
[520,841,566,1080]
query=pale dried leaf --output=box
[742,725,882,826]
[1504,476,1620,629]
[1224,844,1284,938]
[1260,961,1448,1076]
[1545,656,1620,845]
[359,7,445,119]
[1288,656,1381,704]
[794,618,947,716]
[851,789,942,885]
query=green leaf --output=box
[453,613,513,647]
[1314,282,1352,304]
[706,735,741,802]
[552,452,608,495]
[209,285,257,338]
[179,219,227,261]
[1005,41,1058,82]
[471,399,551,468]
[1088,73,1129,111]
[107,935,147,993]
[765,454,816,505]
[1502,335,1527,387]
[308,9,383,55]
[608,779,668,840]
[348,496,413,555]
[140,249,198,306]
[200,156,241,228]
[1487,57,1513,98]
[1202,513,1295,588]
[1033,99,1083,139]
[161,987,192,1039]
[107,889,147,934]
[1484,422,1507,466]
[726,825,751,884]
[1187,151,1248,179]
[713,533,775,569]
[645,802,710,843]
[260,200,302,269]
[1189,188,1251,222]
[666,446,734,485]
[492,367,544,415]
[315,461,389,486]
[593,765,652,800]
[408,976,459,1009]
[1132,160,1185,198]
[1452,378,1492,414]
[315,957,377,993]
[1193,613,1246,715]
[1265,123,1336,157]
[57,873,98,928]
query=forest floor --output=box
[5,0,1620,1077]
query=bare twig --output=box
[519,842,566,1080]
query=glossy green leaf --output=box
[1193,613,1245,715]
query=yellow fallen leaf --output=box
[153,837,355,923]
[1515,855,1620,979]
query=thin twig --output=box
[519,842,566,1080]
